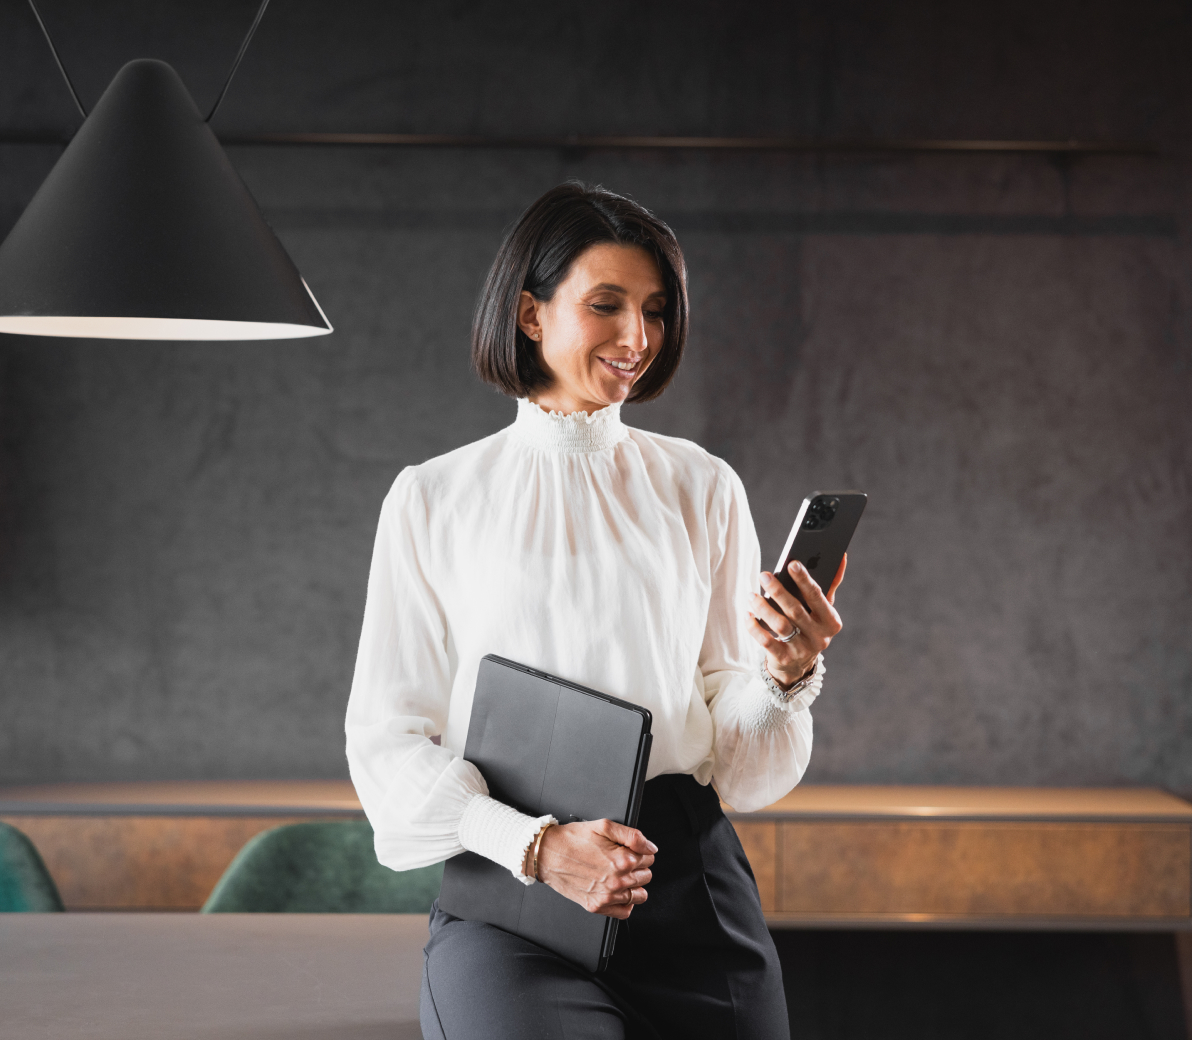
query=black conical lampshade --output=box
[0,59,332,340]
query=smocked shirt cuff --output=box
[458,794,557,885]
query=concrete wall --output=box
[1,1,1190,790]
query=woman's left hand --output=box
[747,555,847,688]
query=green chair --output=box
[0,821,65,912]
[201,818,443,913]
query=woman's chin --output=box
[595,379,634,407]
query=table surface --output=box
[2,780,1188,820]
[0,914,428,1040]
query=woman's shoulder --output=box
[625,426,740,493]
[382,428,514,511]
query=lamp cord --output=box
[27,0,87,120]
[27,0,272,127]
[206,0,272,123]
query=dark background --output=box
[1,1,1189,791]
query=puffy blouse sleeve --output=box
[345,469,554,880]
[700,463,824,812]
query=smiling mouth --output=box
[598,357,641,377]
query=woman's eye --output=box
[591,304,618,315]
[644,309,664,321]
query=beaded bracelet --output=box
[759,655,820,703]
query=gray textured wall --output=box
[1,1,1189,790]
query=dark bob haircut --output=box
[472,182,688,404]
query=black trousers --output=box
[420,773,790,1040]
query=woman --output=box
[345,182,845,1039]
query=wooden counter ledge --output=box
[724,786,1192,929]
[3,780,1189,927]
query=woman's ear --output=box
[517,291,542,342]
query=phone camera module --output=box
[803,496,837,530]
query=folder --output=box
[437,654,653,972]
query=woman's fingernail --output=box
[647,841,658,853]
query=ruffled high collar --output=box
[510,398,628,454]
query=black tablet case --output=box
[436,654,653,973]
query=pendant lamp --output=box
[0,4,332,340]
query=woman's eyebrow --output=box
[588,283,667,297]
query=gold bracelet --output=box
[531,822,555,881]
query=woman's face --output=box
[517,243,667,415]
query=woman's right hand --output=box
[532,819,656,919]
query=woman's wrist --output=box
[760,655,820,702]
[766,655,817,690]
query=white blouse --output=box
[345,398,823,882]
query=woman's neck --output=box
[512,398,627,453]
[527,391,614,416]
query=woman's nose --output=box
[621,312,648,353]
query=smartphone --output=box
[766,491,867,611]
